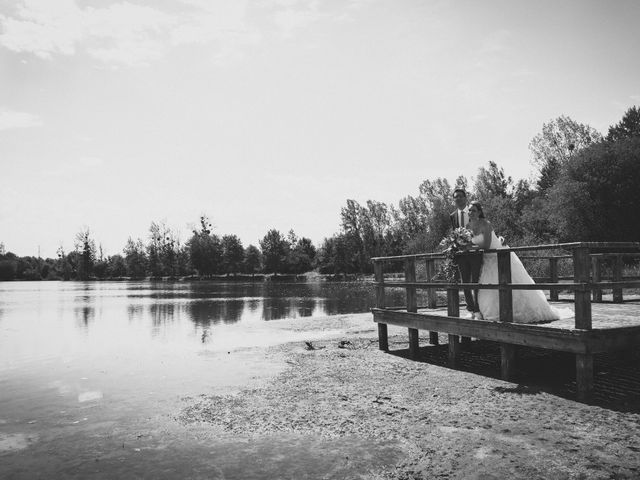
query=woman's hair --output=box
[470,200,485,219]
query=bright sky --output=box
[1,0,639,258]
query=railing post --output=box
[374,260,388,352]
[425,258,438,308]
[497,250,513,323]
[425,258,439,345]
[573,246,592,330]
[549,257,559,302]
[573,245,593,402]
[497,249,516,381]
[447,287,460,366]
[405,258,419,359]
[591,256,602,303]
[613,254,623,303]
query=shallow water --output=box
[0,280,406,478]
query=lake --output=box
[0,279,410,478]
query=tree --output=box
[243,244,262,274]
[107,254,127,278]
[288,236,317,274]
[148,221,181,277]
[529,115,603,177]
[74,228,96,280]
[221,234,244,274]
[187,216,222,277]
[545,135,640,241]
[316,234,358,275]
[260,229,288,274]
[124,237,148,278]
[606,106,640,142]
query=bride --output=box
[467,201,573,323]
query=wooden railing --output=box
[372,242,640,401]
[372,242,640,331]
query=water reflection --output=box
[74,305,95,330]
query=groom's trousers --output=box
[456,252,483,312]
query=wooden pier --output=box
[371,242,640,402]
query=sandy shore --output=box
[179,312,640,480]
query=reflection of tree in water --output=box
[186,300,245,326]
[148,302,180,328]
[74,304,95,330]
[127,304,144,322]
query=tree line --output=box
[1,106,638,281]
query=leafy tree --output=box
[221,234,244,274]
[606,106,640,142]
[107,254,127,278]
[0,259,16,280]
[288,236,317,274]
[187,216,222,276]
[260,229,288,274]
[529,115,603,178]
[148,221,181,277]
[56,246,73,280]
[75,228,96,280]
[124,237,148,278]
[545,135,640,241]
[316,234,358,275]
[243,244,262,274]
[416,177,454,252]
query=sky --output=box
[1,0,639,258]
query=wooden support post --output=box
[576,353,594,403]
[497,250,513,323]
[498,250,515,375]
[425,258,438,308]
[374,261,388,351]
[447,288,460,365]
[573,246,592,330]
[500,344,517,381]
[613,254,623,303]
[591,257,602,303]
[549,257,559,301]
[429,331,439,345]
[573,246,593,401]
[409,328,419,359]
[448,334,460,367]
[378,323,388,352]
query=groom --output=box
[449,188,483,319]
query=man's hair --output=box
[453,188,467,197]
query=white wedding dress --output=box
[475,231,573,323]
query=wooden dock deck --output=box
[371,242,640,402]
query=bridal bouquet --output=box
[433,227,474,282]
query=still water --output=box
[0,280,409,478]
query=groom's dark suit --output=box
[450,210,482,313]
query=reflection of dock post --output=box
[573,245,593,402]
[549,257,559,301]
[498,249,516,381]
[405,258,419,359]
[374,261,388,351]
[447,287,460,366]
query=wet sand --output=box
[3,313,640,479]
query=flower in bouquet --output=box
[433,227,474,283]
